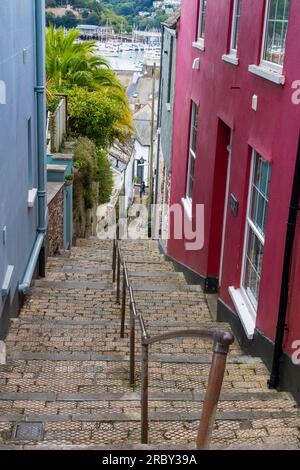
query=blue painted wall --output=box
[0,1,44,335]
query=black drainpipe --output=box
[268,132,300,389]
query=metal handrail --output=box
[111,232,235,448]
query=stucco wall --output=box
[0,0,44,333]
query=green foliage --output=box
[73,137,99,208]
[46,26,109,89]
[45,0,171,31]
[73,137,113,208]
[46,27,133,140]
[67,87,122,148]
[46,95,61,113]
[46,25,132,213]
[98,149,114,204]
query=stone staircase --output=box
[0,238,299,449]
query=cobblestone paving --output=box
[0,238,299,449]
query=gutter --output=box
[268,132,300,389]
[19,0,47,294]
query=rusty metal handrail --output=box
[111,232,235,448]
[140,330,234,446]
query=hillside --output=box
[45,0,174,31]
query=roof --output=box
[108,139,134,172]
[162,12,180,29]
[133,104,157,147]
[77,24,99,31]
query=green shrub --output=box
[47,95,61,113]
[73,137,113,209]
[98,149,113,205]
[67,87,122,149]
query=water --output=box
[95,50,145,72]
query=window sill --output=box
[1,265,14,298]
[165,103,171,112]
[27,188,37,208]
[192,40,205,52]
[222,54,239,66]
[181,197,192,221]
[228,286,255,339]
[248,64,285,85]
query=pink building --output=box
[167,0,300,401]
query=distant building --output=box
[133,104,157,187]
[155,14,179,244]
[77,24,99,37]
[153,0,181,11]
[0,0,47,337]
[108,140,135,212]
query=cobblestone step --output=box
[1,237,299,449]
[0,409,298,424]
[76,239,114,249]
[45,269,185,283]
[6,319,239,354]
[0,359,271,394]
[0,414,299,449]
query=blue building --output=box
[0,0,47,338]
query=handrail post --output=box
[129,304,135,387]
[116,249,121,304]
[141,339,149,444]
[121,266,126,338]
[196,332,234,449]
[112,239,116,283]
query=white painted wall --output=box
[134,140,150,186]
[124,154,135,212]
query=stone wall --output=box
[47,184,65,256]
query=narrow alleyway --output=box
[0,239,299,449]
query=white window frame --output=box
[260,0,290,73]
[240,150,270,314]
[195,0,207,49]
[186,102,198,205]
[230,0,242,56]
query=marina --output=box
[94,42,161,72]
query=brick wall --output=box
[47,184,65,256]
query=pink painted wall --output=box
[169,0,300,350]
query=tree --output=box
[73,137,113,208]
[46,11,57,27]
[84,12,100,25]
[47,26,118,90]
[61,11,79,28]
[67,87,126,148]
[46,26,132,140]
[98,149,114,204]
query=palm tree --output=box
[46,25,132,138]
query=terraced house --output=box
[166,0,300,402]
